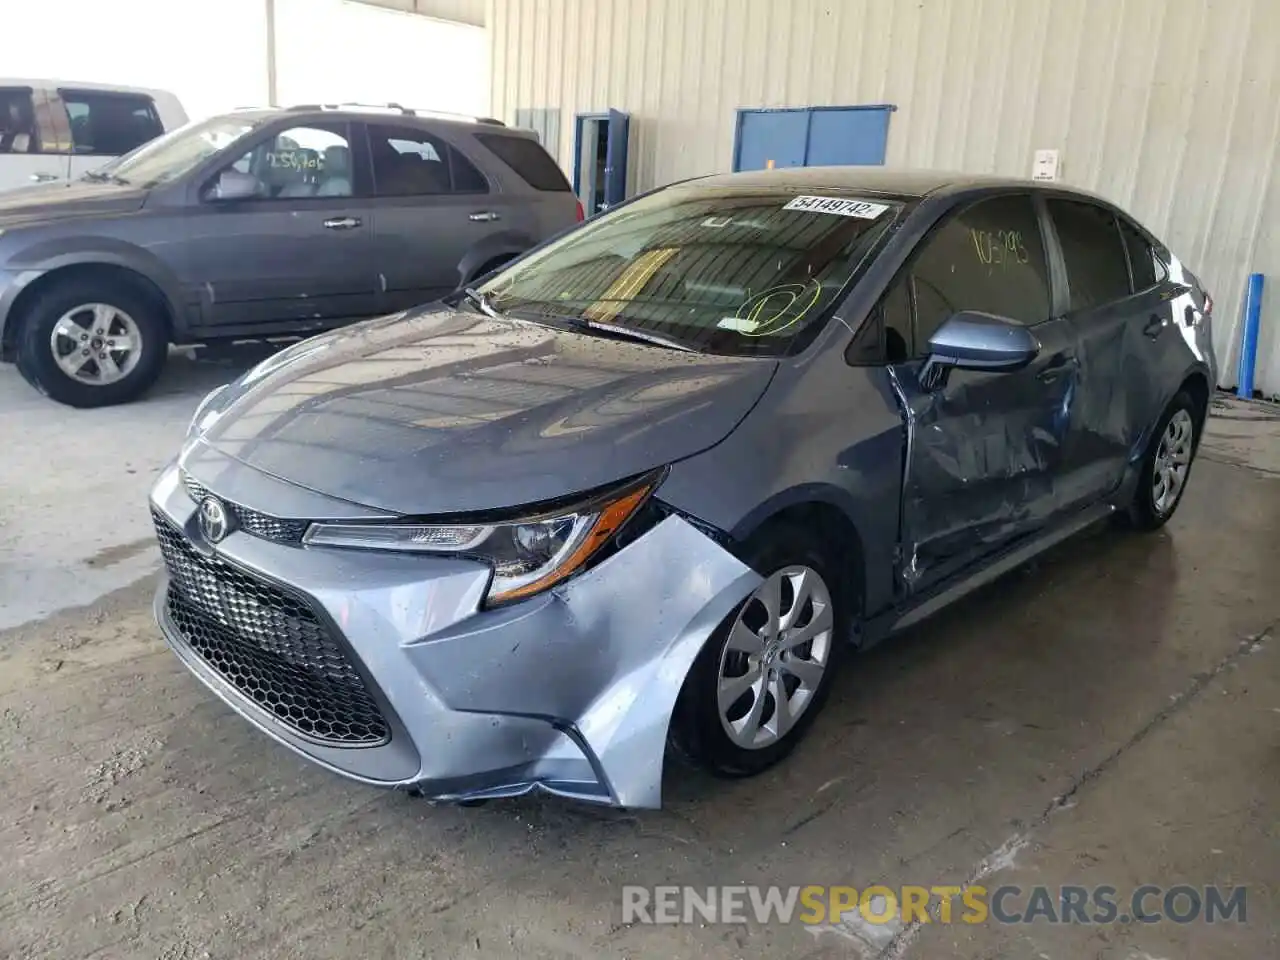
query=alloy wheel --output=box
[717,564,834,750]
[49,303,143,386]
[1152,408,1194,516]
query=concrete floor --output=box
[0,359,1276,960]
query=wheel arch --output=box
[2,260,179,359]
[728,485,868,622]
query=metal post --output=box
[265,0,278,107]
[1236,273,1265,399]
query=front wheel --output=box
[17,280,167,408]
[670,526,847,778]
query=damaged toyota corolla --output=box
[150,168,1218,808]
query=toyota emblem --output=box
[198,496,232,544]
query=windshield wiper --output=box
[568,317,697,353]
[463,286,504,321]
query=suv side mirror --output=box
[926,311,1040,373]
[206,169,260,202]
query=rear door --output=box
[0,86,69,189]
[182,120,378,331]
[364,122,500,312]
[1045,198,1168,505]
[472,130,579,241]
[890,193,1079,592]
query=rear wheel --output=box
[671,526,847,777]
[1124,391,1201,530]
[17,279,167,408]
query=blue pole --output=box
[1236,273,1264,399]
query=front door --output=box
[889,193,1078,592]
[184,121,377,331]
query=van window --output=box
[60,90,163,156]
[0,88,40,154]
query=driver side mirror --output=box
[205,169,260,202]
[927,310,1040,372]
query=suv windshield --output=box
[92,115,268,187]
[481,185,900,356]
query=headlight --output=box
[303,473,659,605]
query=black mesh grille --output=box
[182,473,309,545]
[153,510,390,746]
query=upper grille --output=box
[182,472,309,544]
[153,510,390,747]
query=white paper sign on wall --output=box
[1031,149,1060,182]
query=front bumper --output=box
[149,461,759,808]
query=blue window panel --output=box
[735,110,809,171]
[806,107,891,166]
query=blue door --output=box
[734,105,894,172]
[604,109,630,209]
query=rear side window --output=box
[60,89,163,155]
[367,123,488,196]
[0,87,40,154]
[1117,216,1163,292]
[475,133,571,191]
[1047,199,1131,311]
[909,194,1052,350]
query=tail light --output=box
[575,200,585,222]
[1203,291,1214,316]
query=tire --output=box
[16,278,167,408]
[670,524,849,778]
[1124,390,1201,531]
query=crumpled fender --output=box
[408,516,761,808]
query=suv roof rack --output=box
[283,102,504,125]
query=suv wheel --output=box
[671,525,847,778]
[17,279,167,408]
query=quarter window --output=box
[218,124,353,199]
[60,90,163,156]
[1047,199,1131,311]
[908,194,1052,352]
[1117,216,1162,292]
[368,124,486,196]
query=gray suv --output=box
[0,103,581,407]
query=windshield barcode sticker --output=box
[783,196,890,219]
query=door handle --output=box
[1142,314,1167,339]
[323,216,362,230]
[468,211,501,222]
[30,172,59,183]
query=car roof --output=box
[224,104,527,136]
[689,166,1106,203]
[0,77,177,99]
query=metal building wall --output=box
[488,0,1280,396]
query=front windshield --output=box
[93,115,267,187]
[482,186,900,356]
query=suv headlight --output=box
[303,472,659,605]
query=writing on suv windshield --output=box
[482,187,900,356]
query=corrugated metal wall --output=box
[488,0,1280,396]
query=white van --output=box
[0,80,186,191]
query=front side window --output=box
[907,194,1052,352]
[482,186,900,357]
[0,87,39,154]
[61,90,163,156]
[217,124,353,199]
[98,115,267,187]
[1047,199,1131,312]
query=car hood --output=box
[196,305,778,516]
[0,180,148,228]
